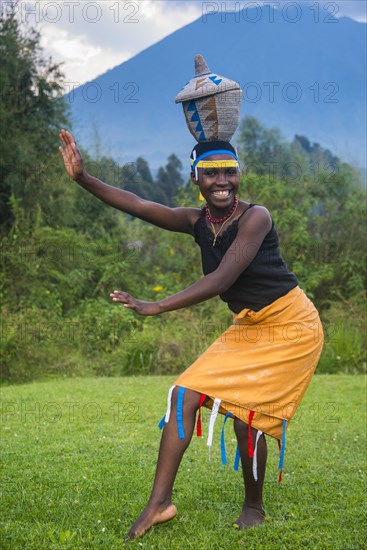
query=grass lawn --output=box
[1,375,366,549]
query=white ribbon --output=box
[207,398,221,449]
[165,385,176,423]
[253,430,263,481]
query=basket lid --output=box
[175,54,241,103]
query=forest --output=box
[1,9,366,383]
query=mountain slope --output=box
[65,8,366,172]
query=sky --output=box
[4,0,367,89]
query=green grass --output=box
[1,375,366,549]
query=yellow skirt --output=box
[174,286,324,441]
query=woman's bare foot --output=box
[126,503,177,541]
[233,504,265,529]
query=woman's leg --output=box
[127,387,201,540]
[233,417,267,528]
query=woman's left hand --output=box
[110,290,160,316]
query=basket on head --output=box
[175,54,243,142]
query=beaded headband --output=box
[195,160,240,169]
[191,149,239,182]
[191,149,239,172]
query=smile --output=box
[212,190,231,197]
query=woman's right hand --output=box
[59,129,86,182]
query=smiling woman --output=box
[58,53,324,541]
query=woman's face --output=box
[191,153,240,210]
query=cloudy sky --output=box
[7,0,367,88]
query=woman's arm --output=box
[59,129,198,234]
[111,206,272,315]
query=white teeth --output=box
[213,190,230,197]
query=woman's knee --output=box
[170,386,201,412]
[234,416,248,438]
[234,417,264,445]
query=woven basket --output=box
[175,54,242,142]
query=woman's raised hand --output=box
[59,129,86,181]
[110,290,160,316]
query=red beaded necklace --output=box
[205,195,238,223]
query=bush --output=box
[317,295,366,374]
[0,306,84,383]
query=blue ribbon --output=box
[177,387,185,439]
[278,419,287,470]
[234,445,241,471]
[158,414,165,429]
[220,412,233,466]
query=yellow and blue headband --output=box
[191,149,238,171]
[191,149,239,180]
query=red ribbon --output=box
[248,410,255,457]
[196,394,207,437]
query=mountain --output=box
[65,7,366,173]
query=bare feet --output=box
[126,503,177,541]
[233,504,265,529]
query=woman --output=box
[59,129,324,540]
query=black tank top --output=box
[194,205,298,312]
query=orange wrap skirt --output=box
[174,286,324,441]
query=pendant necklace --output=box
[206,196,238,246]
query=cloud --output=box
[41,28,100,62]
[337,0,367,22]
[19,0,202,87]
[39,24,133,87]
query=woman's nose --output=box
[217,170,227,184]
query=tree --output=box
[136,157,153,184]
[0,3,69,229]
[237,115,262,170]
[237,116,291,177]
[155,154,184,206]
